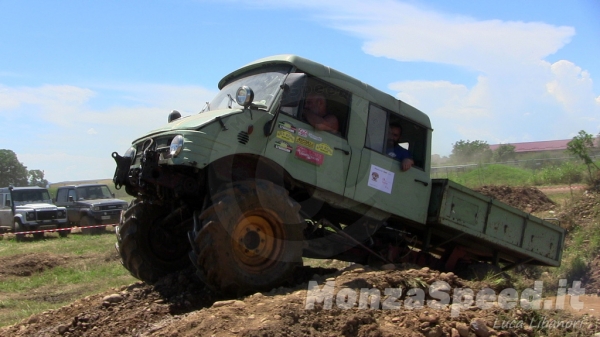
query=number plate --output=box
[101,215,111,220]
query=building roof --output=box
[489,139,572,153]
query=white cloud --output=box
[546,60,596,114]
[267,0,599,153]
[248,0,575,73]
[0,83,216,182]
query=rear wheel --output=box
[116,199,193,283]
[189,180,305,296]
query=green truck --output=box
[112,55,565,295]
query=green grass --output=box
[0,232,137,328]
[448,164,534,188]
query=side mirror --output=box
[112,193,115,198]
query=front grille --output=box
[238,131,249,144]
[99,205,123,211]
[37,210,58,220]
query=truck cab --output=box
[0,186,68,240]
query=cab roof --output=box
[219,54,431,129]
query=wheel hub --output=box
[231,211,284,272]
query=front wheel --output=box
[189,180,305,296]
[116,199,193,283]
[13,221,25,242]
[58,226,70,238]
[80,216,105,235]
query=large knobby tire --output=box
[189,180,305,296]
[116,199,193,283]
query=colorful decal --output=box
[297,128,309,137]
[295,146,324,166]
[274,141,293,153]
[297,127,322,142]
[315,143,334,156]
[308,133,322,142]
[276,130,295,144]
[296,136,315,149]
[367,164,394,194]
[278,121,296,133]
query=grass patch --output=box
[449,164,533,188]
[0,232,137,328]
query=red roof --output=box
[489,139,571,153]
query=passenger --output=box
[303,93,339,133]
[386,123,414,171]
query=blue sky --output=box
[1,0,599,183]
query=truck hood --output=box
[137,109,244,139]
[14,203,58,211]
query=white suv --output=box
[0,186,68,241]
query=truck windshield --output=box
[203,65,291,112]
[12,190,51,203]
[76,186,113,200]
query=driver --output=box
[303,93,339,133]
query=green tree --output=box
[28,169,49,187]
[493,144,516,163]
[566,130,599,181]
[0,149,29,187]
[450,140,492,164]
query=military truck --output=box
[0,186,68,241]
[112,55,565,295]
[54,184,128,234]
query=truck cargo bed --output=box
[426,179,565,268]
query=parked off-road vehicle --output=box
[112,55,565,295]
[54,184,127,234]
[0,186,68,241]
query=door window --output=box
[279,74,351,138]
[56,189,68,203]
[366,104,428,170]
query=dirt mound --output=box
[473,185,556,213]
[0,253,70,277]
[2,264,600,337]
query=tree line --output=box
[0,149,49,187]
[450,130,599,181]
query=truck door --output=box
[0,193,12,227]
[263,75,352,197]
[56,188,78,223]
[352,104,432,224]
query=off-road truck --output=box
[112,55,565,295]
[0,186,68,240]
[54,184,128,234]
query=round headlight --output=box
[169,135,184,157]
[235,86,254,107]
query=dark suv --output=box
[54,184,127,234]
